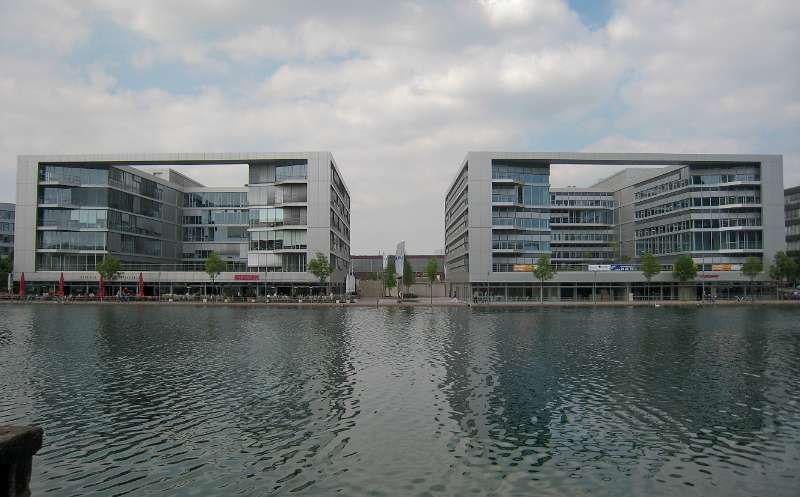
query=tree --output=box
[424,257,438,305]
[672,255,697,282]
[532,255,556,303]
[307,252,332,295]
[769,251,799,289]
[384,256,397,296]
[204,251,226,297]
[403,258,415,288]
[640,252,661,300]
[742,256,763,301]
[96,255,121,297]
[0,255,12,293]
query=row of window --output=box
[636,217,762,238]
[183,226,247,242]
[492,217,550,229]
[0,222,14,233]
[330,208,350,240]
[108,168,176,203]
[330,231,349,255]
[249,253,307,272]
[37,208,175,239]
[492,240,550,252]
[249,207,307,227]
[551,198,615,207]
[491,163,549,185]
[550,210,614,225]
[0,210,15,220]
[38,231,106,251]
[249,161,309,184]
[330,186,351,224]
[330,162,351,207]
[249,230,306,251]
[635,194,761,219]
[39,187,177,221]
[552,250,615,260]
[635,176,689,201]
[551,232,614,242]
[491,186,550,206]
[185,192,248,208]
[40,165,108,186]
[786,192,800,205]
[635,230,763,255]
[182,209,249,226]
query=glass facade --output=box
[1,204,15,258]
[35,164,182,270]
[491,160,551,272]
[633,164,765,262]
[26,155,350,286]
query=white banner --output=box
[395,241,405,277]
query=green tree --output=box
[672,255,697,282]
[204,251,226,297]
[640,252,661,300]
[403,258,415,289]
[742,256,763,301]
[0,255,12,293]
[384,256,397,296]
[96,255,121,297]
[532,255,556,303]
[769,251,799,289]
[307,252,332,295]
[424,257,438,305]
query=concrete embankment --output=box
[2,297,799,308]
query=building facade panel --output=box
[444,152,785,299]
[13,152,351,293]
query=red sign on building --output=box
[233,274,260,281]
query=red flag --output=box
[138,272,144,297]
[99,275,105,300]
[58,272,65,297]
[18,272,25,296]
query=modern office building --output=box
[787,185,800,257]
[14,153,350,295]
[445,152,785,300]
[0,202,14,258]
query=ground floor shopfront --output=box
[448,279,779,302]
[11,271,346,297]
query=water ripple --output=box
[0,305,798,496]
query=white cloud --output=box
[0,0,798,253]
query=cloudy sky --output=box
[1,0,798,253]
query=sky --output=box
[0,0,798,254]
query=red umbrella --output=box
[18,272,25,297]
[99,275,105,300]
[137,272,144,297]
[57,272,65,297]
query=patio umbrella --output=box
[138,272,144,297]
[57,272,65,297]
[99,275,105,300]
[18,272,25,296]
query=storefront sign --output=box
[610,264,635,271]
[588,265,611,271]
[234,274,260,281]
[513,264,534,272]
[711,264,741,271]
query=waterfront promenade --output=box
[2,296,799,308]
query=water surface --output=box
[1,305,798,496]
